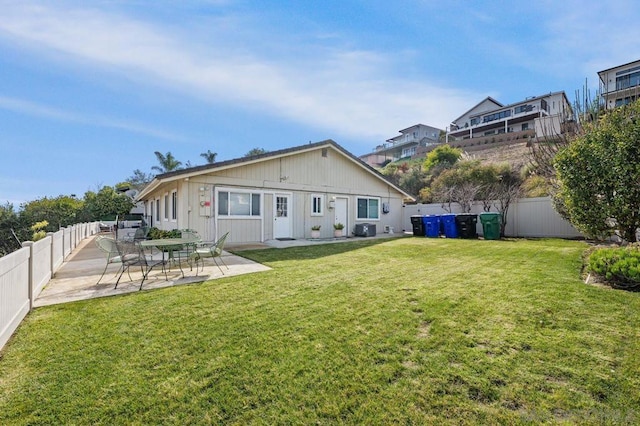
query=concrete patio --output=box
[34,235,272,307]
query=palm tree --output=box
[151,151,182,174]
[200,150,217,164]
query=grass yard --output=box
[1,237,639,424]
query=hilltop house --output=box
[447,91,573,144]
[598,59,640,109]
[359,124,443,167]
[136,140,414,243]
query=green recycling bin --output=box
[479,212,501,240]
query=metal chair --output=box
[94,236,129,284]
[114,240,166,290]
[190,232,230,275]
[125,226,150,243]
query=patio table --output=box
[139,237,200,278]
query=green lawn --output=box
[1,237,639,424]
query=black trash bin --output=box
[455,214,478,239]
[410,215,424,236]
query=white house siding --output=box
[217,218,262,243]
[140,143,410,243]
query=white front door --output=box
[274,194,291,239]
[335,197,348,232]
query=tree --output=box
[127,169,155,191]
[555,100,640,242]
[423,145,462,173]
[430,161,494,213]
[487,164,523,236]
[20,195,84,232]
[430,165,481,213]
[0,203,22,256]
[81,186,135,222]
[152,151,182,174]
[244,147,268,157]
[200,150,217,164]
[428,161,523,236]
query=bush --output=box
[148,227,181,240]
[588,246,640,289]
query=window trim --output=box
[163,193,169,221]
[311,194,324,216]
[155,198,160,223]
[216,187,263,218]
[356,196,381,221]
[171,190,178,221]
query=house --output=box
[598,59,640,109]
[447,91,573,143]
[136,140,415,243]
[359,124,443,167]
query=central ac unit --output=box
[354,223,376,237]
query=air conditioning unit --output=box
[354,223,376,237]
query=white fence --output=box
[0,222,100,350]
[403,196,583,239]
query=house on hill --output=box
[359,124,443,167]
[136,140,415,243]
[447,92,573,145]
[598,58,640,109]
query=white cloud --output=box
[0,95,184,141]
[0,1,477,143]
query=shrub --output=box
[588,246,640,289]
[148,227,181,239]
[30,220,49,242]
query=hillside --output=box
[460,141,532,170]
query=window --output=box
[470,117,480,126]
[616,70,640,91]
[482,110,511,123]
[164,194,169,220]
[521,123,529,131]
[401,146,416,157]
[615,95,637,107]
[515,104,533,114]
[311,194,324,216]
[171,191,177,220]
[218,191,261,216]
[155,199,160,222]
[357,197,379,220]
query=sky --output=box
[1,0,639,206]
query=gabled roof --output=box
[136,139,415,201]
[451,91,573,126]
[452,96,503,123]
[597,58,640,79]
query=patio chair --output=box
[169,230,202,272]
[94,235,131,285]
[114,240,166,290]
[190,232,230,275]
[181,230,201,242]
[124,226,150,243]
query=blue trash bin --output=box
[441,214,459,238]
[422,215,441,238]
